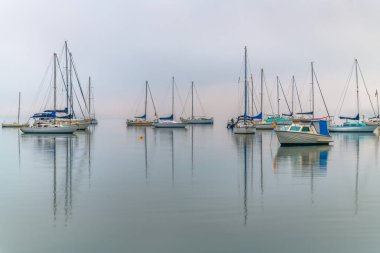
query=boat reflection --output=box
[274,145,331,177]
[21,132,93,224]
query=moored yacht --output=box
[275,120,333,145]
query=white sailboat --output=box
[127,81,158,126]
[153,77,186,129]
[275,62,333,145]
[329,59,377,133]
[21,53,77,134]
[180,82,213,124]
[233,46,256,134]
[2,92,28,128]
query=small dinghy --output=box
[275,120,333,146]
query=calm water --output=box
[1,119,380,253]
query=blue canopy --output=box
[339,114,359,120]
[135,114,146,119]
[32,111,56,118]
[160,114,174,120]
[318,120,329,136]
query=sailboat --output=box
[2,92,28,128]
[21,53,77,134]
[329,59,377,133]
[52,41,91,131]
[153,77,186,128]
[180,82,214,124]
[364,90,380,127]
[233,47,256,134]
[254,69,275,130]
[127,81,158,126]
[275,62,333,145]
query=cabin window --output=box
[301,127,310,132]
[290,126,301,131]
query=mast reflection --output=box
[21,133,93,224]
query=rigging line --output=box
[312,69,330,117]
[56,59,74,111]
[249,81,259,114]
[250,74,260,112]
[194,86,207,116]
[72,84,86,118]
[278,78,291,114]
[70,55,89,112]
[147,84,158,118]
[180,86,191,117]
[337,61,355,117]
[132,84,146,117]
[30,57,53,116]
[174,79,185,112]
[263,73,275,115]
[357,62,377,116]
[294,77,303,113]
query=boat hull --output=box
[20,125,78,134]
[2,123,28,128]
[126,120,153,126]
[233,126,256,134]
[180,117,214,124]
[328,125,377,133]
[255,123,274,130]
[275,131,332,145]
[153,122,186,128]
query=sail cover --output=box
[159,114,174,120]
[32,111,56,118]
[135,114,146,119]
[251,112,263,120]
[296,111,313,115]
[339,114,359,120]
[282,112,293,116]
[44,108,68,113]
[238,113,262,120]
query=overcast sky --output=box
[1,0,380,120]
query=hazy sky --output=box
[1,0,380,120]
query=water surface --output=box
[0,119,380,253]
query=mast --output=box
[260,68,263,117]
[17,92,21,124]
[172,76,175,118]
[377,90,379,118]
[250,74,254,116]
[277,76,280,116]
[311,62,314,119]
[144,80,148,119]
[65,41,69,111]
[53,53,57,124]
[89,77,91,117]
[69,53,73,118]
[355,59,359,120]
[191,81,194,119]
[244,46,247,124]
[291,76,294,116]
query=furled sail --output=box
[159,114,174,120]
[339,114,359,120]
